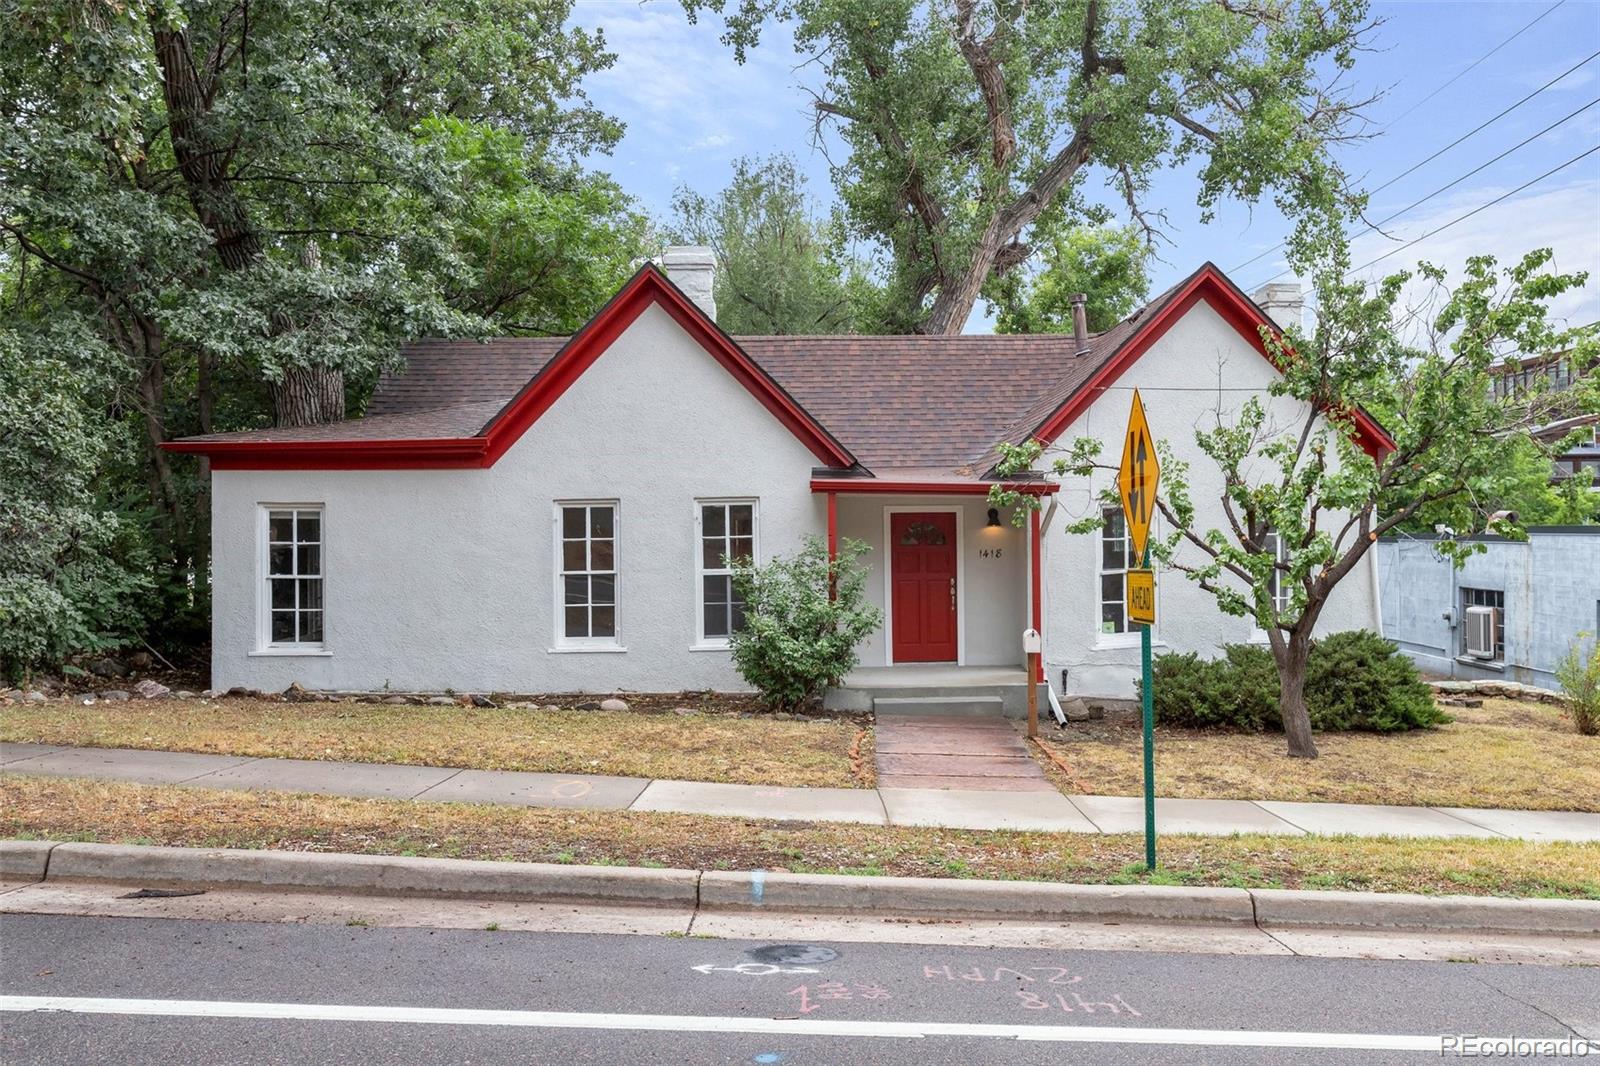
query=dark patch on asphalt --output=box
[117,889,206,899]
[745,944,839,965]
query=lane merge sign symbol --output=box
[1117,388,1160,565]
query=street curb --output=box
[5,840,1597,936]
[0,840,56,882]
[700,869,1256,924]
[1250,888,1600,935]
[36,842,699,907]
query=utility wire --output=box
[1381,1,1565,130]
[1228,45,1600,276]
[1344,144,1600,278]
[1247,97,1600,287]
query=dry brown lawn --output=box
[1035,698,1598,811]
[0,698,869,789]
[3,775,1595,898]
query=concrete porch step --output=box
[872,695,1007,717]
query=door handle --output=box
[949,576,956,610]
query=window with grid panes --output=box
[264,508,323,646]
[699,501,755,641]
[559,503,617,642]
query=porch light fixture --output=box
[986,507,1002,528]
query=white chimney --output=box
[661,246,717,321]
[1252,282,1303,333]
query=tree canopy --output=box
[684,0,1374,333]
[0,0,649,679]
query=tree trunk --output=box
[148,16,345,427]
[1275,634,1318,759]
[270,369,346,427]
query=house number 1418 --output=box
[979,548,1003,558]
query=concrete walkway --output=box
[4,741,1599,842]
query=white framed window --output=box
[1098,505,1138,638]
[555,502,619,646]
[258,506,324,650]
[696,500,756,645]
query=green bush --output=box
[1303,630,1448,732]
[1146,631,1447,734]
[1554,632,1600,736]
[728,536,883,713]
[1150,645,1279,730]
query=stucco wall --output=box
[212,303,824,693]
[1037,299,1380,699]
[1376,530,1600,688]
[834,494,1029,668]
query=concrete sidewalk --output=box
[4,741,1598,842]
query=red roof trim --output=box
[162,437,491,471]
[1029,264,1396,459]
[162,265,857,472]
[810,477,1058,497]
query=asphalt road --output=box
[2,912,1597,1064]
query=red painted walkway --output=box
[872,715,1057,791]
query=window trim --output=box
[1094,503,1157,649]
[692,498,759,649]
[551,500,623,651]
[1248,531,1291,644]
[255,504,326,654]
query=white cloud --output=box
[1345,177,1600,329]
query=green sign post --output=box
[1118,390,1160,871]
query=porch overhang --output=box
[809,475,1059,496]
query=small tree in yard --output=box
[1554,633,1600,737]
[994,220,1595,758]
[729,537,883,713]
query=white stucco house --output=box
[168,250,1391,711]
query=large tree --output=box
[994,222,1595,758]
[670,155,868,335]
[1,0,644,671]
[685,0,1374,333]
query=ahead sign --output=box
[1117,389,1160,564]
[1127,568,1155,626]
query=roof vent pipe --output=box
[1070,293,1091,356]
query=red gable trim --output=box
[811,477,1058,497]
[163,265,857,472]
[1029,264,1395,459]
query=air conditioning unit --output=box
[1464,605,1497,660]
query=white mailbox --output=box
[1022,628,1042,655]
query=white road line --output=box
[0,995,1458,1050]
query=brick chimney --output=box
[1252,282,1303,333]
[661,246,717,322]
[1070,292,1090,356]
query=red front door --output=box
[890,512,958,662]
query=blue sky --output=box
[571,0,1600,333]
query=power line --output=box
[1247,97,1600,288]
[1228,45,1600,276]
[1344,144,1600,278]
[1371,47,1600,197]
[1382,1,1565,130]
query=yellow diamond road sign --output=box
[1117,389,1160,564]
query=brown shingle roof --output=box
[170,269,1202,472]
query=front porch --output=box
[812,472,1053,717]
[824,663,1032,716]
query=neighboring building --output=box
[1488,347,1599,484]
[167,253,1391,708]
[1376,528,1600,689]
